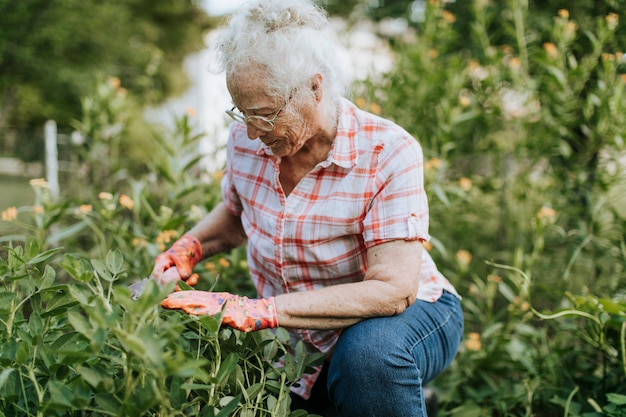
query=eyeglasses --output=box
[225,101,286,132]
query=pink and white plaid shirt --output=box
[221,98,459,399]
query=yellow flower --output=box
[218,258,231,268]
[119,194,134,210]
[1,207,18,221]
[368,103,382,115]
[602,53,615,62]
[487,274,502,284]
[424,158,442,171]
[459,177,472,191]
[109,77,121,89]
[459,95,471,107]
[427,49,439,59]
[132,237,147,248]
[456,250,472,266]
[205,261,217,272]
[621,74,626,83]
[355,97,367,109]
[465,332,482,351]
[543,42,559,59]
[98,192,114,201]
[80,204,92,214]
[212,170,224,181]
[29,178,49,189]
[33,205,45,214]
[422,241,433,251]
[558,9,569,19]
[537,206,556,221]
[441,10,456,24]
[508,57,521,70]
[606,13,619,31]
[156,230,178,244]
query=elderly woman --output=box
[151,0,463,415]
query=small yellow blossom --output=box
[487,274,502,284]
[132,237,147,248]
[355,97,367,109]
[212,170,224,181]
[422,241,433,251]
[543,42,559,59]
[456,250,472,266]
[1,207,18,222]
[156,230,178,246]
[369,103,382,115]
[520,301,530,312]
[465,332,482,351]
[441,10,456,23]
[459,177,472,191]
[459,95,471,107]
[117,88,128,97]
[537,206,556,221]
[205,261,217,272]
[218,258,231,268]
[119,194,134,210]
[602,53,615,62]
[508,57,521,70]
[558,9,569,19]
[424,158,442,171]
[110,77,121,89]
[79,204,92,214]
[565,21,578,38]
[606,13,619,31]
[468,284,480,296]
[621,74,626,83]
[427,49,439,59]
[98,192,114,201]
[29,178,49,188]
[239,260,248,269]
[33,205,45,214]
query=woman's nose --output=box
[247,123,265,140]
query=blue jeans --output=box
[327,291,463,417]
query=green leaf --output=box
[25,237,39,258]
[215,352,238,387]
[28,247,64,265]
[67,310,92,338]
[283,352,298,382]
[105,249,125,275]
[0,292,17,312]
[215,395,241,417]
[39,264,56,290]
[91,259,114,282]
[607,393,626,405]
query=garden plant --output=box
[2,0,626,416]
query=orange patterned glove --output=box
[151,235,202,287]
[161,291,279,333]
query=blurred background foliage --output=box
[1,0,626,415]
[0,0,215,162]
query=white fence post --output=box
[45,120,60,200]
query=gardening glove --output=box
[161,291,279,333]
[151,235,202,287]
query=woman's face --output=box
[226,69,322,158]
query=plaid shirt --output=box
[221,98,459,399]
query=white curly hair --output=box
[211,0,347,106]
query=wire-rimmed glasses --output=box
[225,101,286,132]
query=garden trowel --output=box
[128,278,150,300]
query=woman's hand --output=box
[151,235,202,286]
[161,291,278,332]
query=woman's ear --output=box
[310,73,323,103]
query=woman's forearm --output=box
[274,279,417,330]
